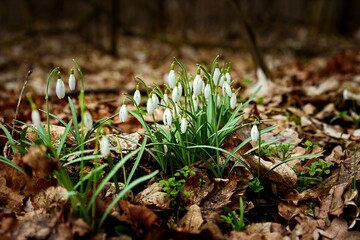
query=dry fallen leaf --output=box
[135,182,171,209]
[176,204,204,233]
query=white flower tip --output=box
[69,74,76,91]
[56,79,66,99]
[251,125,259,142]
[83,111,93,129]
[100,136,110,157]
[31,110,41,128]
[119,104,128,122]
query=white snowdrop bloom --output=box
[68,73,76,91]
[177,82,183,98]
[168,69,176,89]
[180,116,188,134]
[230,92,237,109]
[100,136,110,157]
[83,110,93,129]
[133,88,141,106]
[193,75,203,96]
[31,109,41,128]
[173,104,180,118]
[161,93,169,107]
[222,81,232,97]
[152,93,159,108]
[213,67,220,86]
[119,104,128,122]
[147,97,156,115]
[219,75,225,86]
[163,108,172,126]
[172,86,180,103]
[225,72,231,83]
[251,125,259,142]
[193,95,199,111]
[56,78,66,99]
[343,89,352,100]
[204,84,211,100]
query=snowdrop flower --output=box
[222,81,232,97]
[56,72,66,99]
[251,124,259,142]
[119,102,128,122]
[83,110,93,129]
[173,104,180,118]
[163,108,172,126]
[147,95,156,115]
[225,72,231,83]
[161,91,169,107]
[213,67,220,86]
[193,95,199,111]
[219,75,225,86]
[168,62,176,89]
[133,84,141,106]
[230,92,237,109]
[68,69,76,91]
[180,116,188,134]
[177,82,183,98]
[31,109,41,128]
[172,86,181,103]
[204,84,211,100]
[100,136,110,157]
[152,93,159,108]
[193,74,204,96]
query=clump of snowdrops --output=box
[125,57,261,177]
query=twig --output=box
[4,70,32,157]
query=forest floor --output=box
[1,30,360,239]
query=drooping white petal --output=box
[100,136,110,157]
[213,68,220,86]
[133,89,141,106]
[56,78,66,99]
[172,86,180,103]
[180,117,188,134]
[177,82,183,98]
[230,92,237,109]
[204,84,211,100]
[68,74,76,91]
[193,75,203,96]
[152,93,159,108]
[119,104,128,122]
[251,125,259,142]
[217,95,222,107]
[225,72,231,83]
[161,94,169,107]
[222,81,232,96]
[193,95,199,111]
[168,69,176,89]
[219,75,225,87]
[163,108,172,126]
[83,110,93,129]
[31,109,41,128]
[147,97,155,115]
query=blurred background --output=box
[1,0,360,93]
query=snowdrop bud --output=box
[251,125,259,142]
[172,86,180,103]
[230,92,237,109]
[133,85,141,106]
[180,116,188,134]
[213,67,220,86]
[68,69,76,91]
[222,81,232,97]
[168,63,176,89]
[83,110,93,129]
[177,82,183,98]
[163,108,172,126]
[226,72,231,83]
[147,96,156,115]
[193,75,203,96]
[31,109,41,128]
[100,136,110,157]
[56,73,66,99]
[152,93,159,108]
[343,89,351,100]
[161,91,169,107]
[193,95,199,111]
[204,84,211,100]
[219,75,225,86]
[119,102,128,122]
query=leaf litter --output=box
[1,32,360,239]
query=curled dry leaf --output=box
[31,186,68,210]
[135,182,170,209]
[176,204,204,233]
